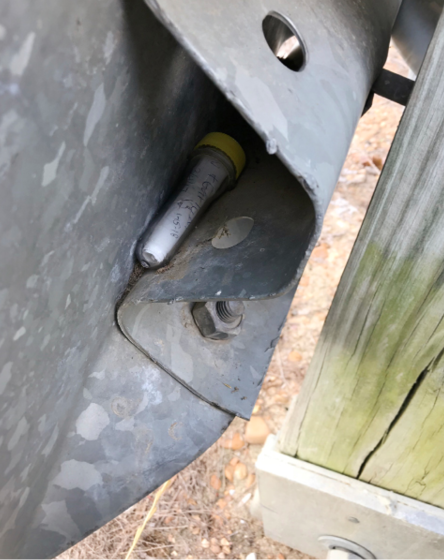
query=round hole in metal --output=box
[212,217,254,249]
[262,13,305,71]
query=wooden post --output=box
[279,16,444,508]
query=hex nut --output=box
[192,301,243,340]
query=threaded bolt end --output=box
[216,301,245,323]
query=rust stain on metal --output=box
[111,395,142,418]
[168,421,183,441]
[156,262,175,274]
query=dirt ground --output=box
[59,47,408,560]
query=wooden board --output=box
[360,351,443,506]
[279,16,444,507]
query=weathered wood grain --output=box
[279,16,444,507]
[360,351,443,507]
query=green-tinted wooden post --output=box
[279,16,444,508]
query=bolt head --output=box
[192,301,243,340]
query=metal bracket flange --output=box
[121,134,315,305]
[118,136,307,419]
[118,292,295,419]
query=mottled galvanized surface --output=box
[16,330,233,558]
[0,0,233,557]
[119,292,295,420]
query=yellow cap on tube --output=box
[195,132,246,179]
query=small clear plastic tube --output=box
[137,132,245,269]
